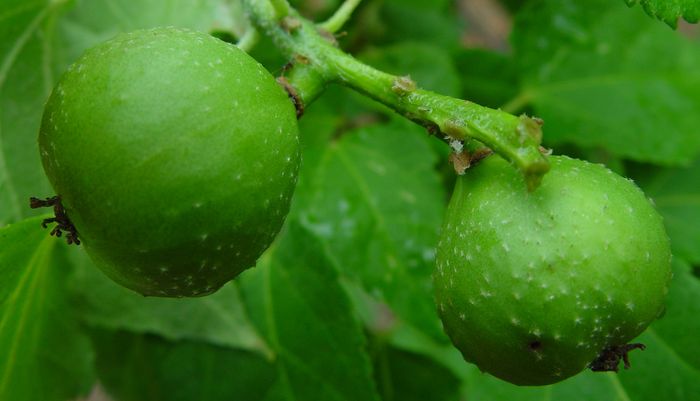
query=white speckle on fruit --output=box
[626,302,635,310]
[200,233,209,241]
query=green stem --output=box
[319,0,363,33]
[236,28,260,52]
[501,91,533,114]
[268,0,290,20]
[243,0,549,189]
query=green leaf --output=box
[376,1,462,50]
[292,120,448,341]
[91,329,277,401]
[616,257,700,400]
[238,222,380,401]
[636,158,700,264]
[54,0,231,61]
[69,251,271,356]
[361,42,461,97]
[625,0,700,27]
[0,216,93,401]
[464,368,627,401]
[654,258,700,370]
[454,48,520,109]
[372,344,461,401]
[512,0,700,165]
[0,0,64,225]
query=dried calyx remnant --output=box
[589,343,646,372]
[29,196,80,245]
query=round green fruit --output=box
[39,27,300,297]
[434,155,671,385]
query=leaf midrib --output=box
[0,236,55,396]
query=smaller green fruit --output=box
[434,155,671,385]
[39,27,300,297]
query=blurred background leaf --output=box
[0,0,65,225]
[90,329,276,401]
[238,222,380,401]
[637,158,700,265]
[69,253,271,356]
[512,0,700,166]
[0,217,94,401]
[291,120,447,342]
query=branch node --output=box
[391,76,416,96]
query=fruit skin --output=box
[434,155,671,386]
[39,27,300,297]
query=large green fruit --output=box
[434,155,671,385]
[39,27,300,297]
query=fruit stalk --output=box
[319,0,363,33]
[242,0,549,189]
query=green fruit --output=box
[39,27,300,297]
[434,155,671,385]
